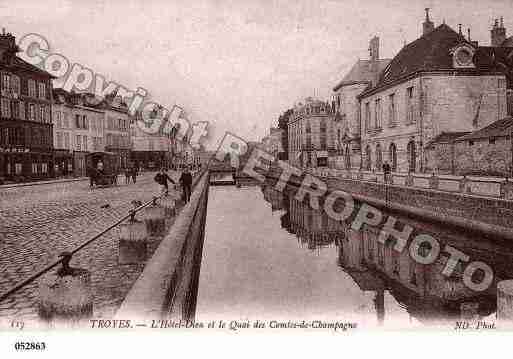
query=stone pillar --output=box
[497,280,513,326]
[460,302,479,321]
[500,180,513,200]
[160,195,177,218]
[429,173,439,189]
[38,254,93,325]
[459,176,471,194]
[405,173,414,186]
[144,203,166,236]
[118,220,148,264]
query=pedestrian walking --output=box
[382,161,391,183]
[131,166,138,184]
[124,167,131,184]
[179,167,193,203]
[154,168,175,195]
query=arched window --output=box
[389,143,397,171]
[376,143,383,170]
[407,140,416,173]
[365,145,372,171]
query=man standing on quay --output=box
[179,167,193,203]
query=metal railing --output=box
[0,168,206,305]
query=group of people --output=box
[124,166,139,184]
[154,167,193,203]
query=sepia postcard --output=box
[1,0,513,356]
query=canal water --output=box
[196,183,512,329]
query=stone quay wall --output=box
[266,166,513,240]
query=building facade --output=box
[0,30,54,182]
[332,36,391,170]
[288,98,336,168]
[103,94,131,169]
[52,89,106,177]
[359,11,509,173]
[130,110,172,170]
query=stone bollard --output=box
[405,173,414,186]
[160,194,177,218]
[429,173,439,189]
[118,219,148,264]
[144,201,166,236]
[460,302,479,321]
[459,176,471,194]
[38,253,93,326]
[497,280,513,327]
[500,180,513,200]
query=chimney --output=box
[491,17,507,46]
[369,36,379,62]
[0,30,19,59]
[368,36,380,86]
[423,8,435,35]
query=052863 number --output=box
[14,342,46,351]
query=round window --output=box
[456,48,472,65]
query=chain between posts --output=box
[0,191,168,304]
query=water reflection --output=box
[260,183,505,324]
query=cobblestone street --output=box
[0,171,182,323]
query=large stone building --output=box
[288,97,336,168]
[52,89,106,177]
[332,36,391,170]
[0,30,54,182]
[358,10,510,173]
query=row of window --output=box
[363,141,417,172]
[55,132,101,152]
[364,86,414,131]
[4,162,49,175]
[107,116,129,131]
[0,127,52,147]
[1,73,47,99]
[0,98,51,123]
[105,133,130,148]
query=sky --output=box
[3,0,512,148]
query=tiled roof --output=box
[9,55,56,78]
[456,117,513,141]
[333,59,390,91]
[425,131,470,147]
[360,24,512,98]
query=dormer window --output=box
[451,44,475,69]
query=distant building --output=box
[0,30,55,182]
[130,110,172,170]
[103,93,131,169]
[52,89,106,177]
[358,10,511,173]
[288,97,335,168]
[332,36,391,170]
